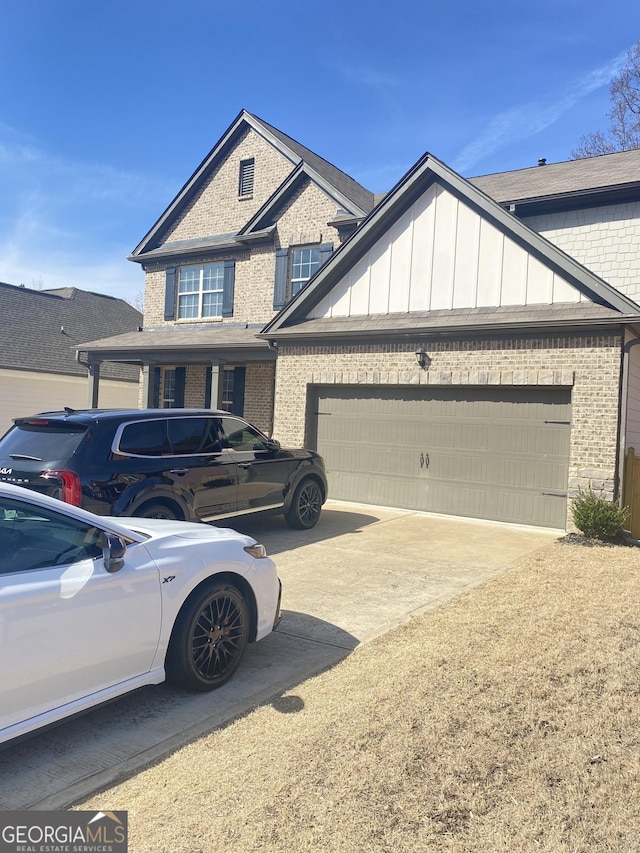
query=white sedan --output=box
[0,482,282,746]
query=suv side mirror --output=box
[103,533,127,573]
[263,438,281,452]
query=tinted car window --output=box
[1,422,87,463]
[167,418,222,455]
[220,417,269,452]
[0,496,104,574]
[118,420,166,456]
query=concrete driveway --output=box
[0,501,558,810]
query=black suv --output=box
[0,408,327,529]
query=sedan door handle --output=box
[238,462,252,469]
[169,468,189,475]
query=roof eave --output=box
[128,226,276,265]
[261,314,636,345]
[499,181,640,216]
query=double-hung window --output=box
[164,261,235,322]
[273,242,333,310]
[290,246,321,296]
[178,264,224,319]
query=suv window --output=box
[2,421,87,463]
[167,418,222,455]
[220,417,270,452]
[117,420,167,457]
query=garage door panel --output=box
[314,387,570,528]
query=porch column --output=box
[87,362,100,408]
[207,362,221,410]
[141,364,156,407]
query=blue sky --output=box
[1,0,638,304]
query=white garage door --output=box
[312,386,571,528]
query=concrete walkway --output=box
[0,501,558,810]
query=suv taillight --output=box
[42,469,82,506]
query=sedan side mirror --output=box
[103,533,127,573]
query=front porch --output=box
[75,325,277,434]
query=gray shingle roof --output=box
[79,324,267,353]
[0,283,142,380]
[263,302,626,341]
[246,112,375,215]
[469,148,640,204]
[76,324,272,365]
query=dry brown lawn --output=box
[77,540,640,852]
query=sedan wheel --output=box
[285,478,322,529]
[166,583,249,691]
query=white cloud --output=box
[0,122,168,302]
[452,48,630,173]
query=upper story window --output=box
[273,242,333,310]
[178,263,224,319]
[290,246,321,296]
[164,261,235,322]
[239,158,255,197]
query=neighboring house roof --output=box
[470,148,640,214]
[262,151,640,340]
[0,283,142,380]
[130,109,375,261]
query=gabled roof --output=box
[262,151,640,339]
[238,162,371,237]
[0,283,142,379]
[470,148,640,214]
[247,113,375,215]
[130,110,374,261]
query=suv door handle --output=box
[238,462,252,469]
[169,468,189,475]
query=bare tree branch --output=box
[571,40,640,158]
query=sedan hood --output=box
[109,516,250,544]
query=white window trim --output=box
[177,264,224,320]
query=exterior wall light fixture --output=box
[415,347,431,369]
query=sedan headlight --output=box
[244,543,267,559]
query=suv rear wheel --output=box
[285,478,323,529]
[136,502,180,521]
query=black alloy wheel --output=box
[166,583,249,691]
[285,478,322,529]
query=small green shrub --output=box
[571,488,629,540]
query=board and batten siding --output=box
[310,182,585,319]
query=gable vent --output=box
[239,158,255,197]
